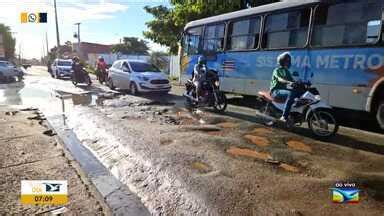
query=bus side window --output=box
[228,17,261,50]
[263,8,310,49]
[312,1,382,47]
[203,24,225,53]
[186,27,203,55]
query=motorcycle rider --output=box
[192,56,207,102]
[270,52,299,122]
[72,56,91,84]
[95,56,107,79]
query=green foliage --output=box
[111,37,149,55]
[144,0,278,54]
[0,23,16,60]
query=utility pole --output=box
[74,22,81,57]
[54,0,60,58]
[45,32,49,57]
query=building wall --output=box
[87,53,151,67]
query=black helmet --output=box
[198,56,206,65]
[277,52,291,68]
[72,56,79,62]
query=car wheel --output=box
[130,82,139,95]
[107,77,115,90]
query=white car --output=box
[107,60,171,94]
[51,59,73,79]
[0,60,24,81]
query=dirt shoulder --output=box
[0,107,110,215]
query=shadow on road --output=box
[221,110,384,155]
[227,96,383,134]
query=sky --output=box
[0,0,171,59]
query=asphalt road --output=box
[1,65,383,155]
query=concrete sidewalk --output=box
[0,107,110,215]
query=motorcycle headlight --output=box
[314,95,321,100]
[214,81,220,87]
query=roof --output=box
[185,0,323,30]
[75,42,112,54]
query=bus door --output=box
[201,23,227,82]
[181,27,203,79]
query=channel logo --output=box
[21,180,67,205]
[330,182,359,204]
[20,12,47,23]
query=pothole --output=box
[136,101,175,106]
[191,161,212,174]
[286,140,312,153]
[216,122,239,129]
[160,138,174,146]
[179,125,222,132]
[244,135,270,147]
[227,147,272,161]
[279,163,300,173]
[251,127,273,134]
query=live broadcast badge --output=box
[330,182,359,204]
[21,180,68,205]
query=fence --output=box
[169,55,180,80]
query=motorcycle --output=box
[96,67,107,84]
[183,70,227,112]
[257,79,339,138]
[71,69,92,86]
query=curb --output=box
[44,113,150,216]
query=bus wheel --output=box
[377,101,384,130]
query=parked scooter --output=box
[257,74,338,138]
[183,70,227,112]
[71,69,92,86]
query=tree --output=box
[0,23,16,60]
[144,0,278,54]
[111,37,149,55]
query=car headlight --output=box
[314,95,321,100]
[138,76,149,81]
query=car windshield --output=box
[0,62,8,67]
[58,61,72,66]
[130,62,160,72]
